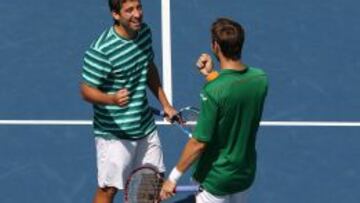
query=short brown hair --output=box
[109,0,140,12]
[108,0,124,12]
[211,18,245,60]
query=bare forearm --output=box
[176,138,206,172]
[80,83,115,105]
[147,62,171,108]
[156,88,172,109]
[160,139,206,201]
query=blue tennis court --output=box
[1,0,360,202]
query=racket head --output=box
[149,105,200,137]
[124,166,163,203]
[176,106,200,136]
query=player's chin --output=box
[130,22,142,31]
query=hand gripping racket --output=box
[124,166,198,203]
[150,106,200,137]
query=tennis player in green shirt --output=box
[160,18,268,203]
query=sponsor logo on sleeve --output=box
[200,93,208,101]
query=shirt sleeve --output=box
[140,23,155,62]
[147,26,155,62]
[81,47,112,88]
[206,71,219,81]
[193,89,218,142]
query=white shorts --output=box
[196,188,248,203]
[95,130,165,190]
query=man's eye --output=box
[125,8,133,13]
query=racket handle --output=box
[174,123,192,138]
[175,185,199,192]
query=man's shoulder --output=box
[247,66,267,77]
[201,78,222,100]
[88,27,116,53]
[202,66,267,95]
[247,67,268,87]
[140,22,151,31]
[138,23,152,38]
[202,71,228,90]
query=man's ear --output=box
[112,11,121,21]
[212,41,220,54]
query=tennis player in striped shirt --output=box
[80,1,177,202]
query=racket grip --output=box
[175,185,199,193]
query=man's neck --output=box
[113,24,137,40]
[220,58,246,71]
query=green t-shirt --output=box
[81,24,156,140]
[192,67,268,196]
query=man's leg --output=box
[94,137,137,202]
[196,189,249,203]
[133,130,165,201]
[196,189,229,203]
[229,189,248,203]
[134,130,166,173]
[93,186,118,203]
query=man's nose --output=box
[133,9,142,18]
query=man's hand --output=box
[113,89,129,106]
[196,53,214,76]
[163,105,178,123]
[160,180,176,201]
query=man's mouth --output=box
[131,19,141,26]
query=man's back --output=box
[192,66,268,196]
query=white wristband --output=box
[168,167,183,183]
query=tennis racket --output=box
[124,166,198,203]
[150,106,200,137]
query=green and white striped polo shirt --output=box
[82,23,156,140]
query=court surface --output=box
[1,0,360,202]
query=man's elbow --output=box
[80,84,91,102]
[81,91,89,102]
[190,138,207,153]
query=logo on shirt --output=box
[200,93,208,101]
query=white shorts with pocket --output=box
[95,130,165,190]
[196,188,249,203]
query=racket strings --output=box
[128,172,163,202]
[178,109,199,132]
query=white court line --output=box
[260,121,360,127]
[2,3,358,128]
[0,120,360,127]
[161,0,173,105]
[0,120,168,125]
